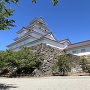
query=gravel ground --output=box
[0,76,90,90]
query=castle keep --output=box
[7,17,90,56]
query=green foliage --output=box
[4,50,19,68]
[0,51,6,68]
[4,0,19,4]
[80,57,87,71]
[0,0,58,30]
[16,47,41,69]
[52,0,58,6]
[80,57,90,75]
[32,0,36,3]
[0,0,18,30]
[52,54,71,76]
[32,0,58,6]
[0,47,41,76]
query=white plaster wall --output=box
[44,39,65,49]
[27,39,44,47]
[45,34,55,40]
[30,33,42,38]
[33,25,40,28]
[8,38,36,50]
[26,39,65,49]
[11,38,65,51]
[18,30,28,37]
[63,42,70,48]
[11,39,44,51]
[66,46,90,56]
[9,38,67,51]
[33,24,49,32]
[33,29,47,35]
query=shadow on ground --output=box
[0,83,17,90]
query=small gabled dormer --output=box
[59,39,71,48]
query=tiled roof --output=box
[7,35,38,47]
[59,39,71,44]
[29,17,46,25]
[65,40,90,50]
[16,27,28,34]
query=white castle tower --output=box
[7,17,70,51]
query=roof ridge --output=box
[69,40,90,45]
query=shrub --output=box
[52,54,71,76]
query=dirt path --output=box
[0,76,90,90]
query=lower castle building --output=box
[7,17,90,56]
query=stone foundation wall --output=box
[30,44,64,76]
[66,54,82,74]
[29,44,84,76]
[84,55,90,61]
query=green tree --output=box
[0,51,6,69]
[4,50,19,68]
[0,0,18,30]
[52,54,71,76]
[1,50,19,76]
[0,47,41,76]
[80,57,90,75]
[0,0,58,30]
[16,47,41,69]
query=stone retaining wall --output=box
[30,44,63,76]
[29,44,84,76]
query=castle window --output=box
[81,49,86,52]
[39,22,43,25]
[72,50,77,54]
[39,27,41,29]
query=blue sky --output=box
[0,0,90,50]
